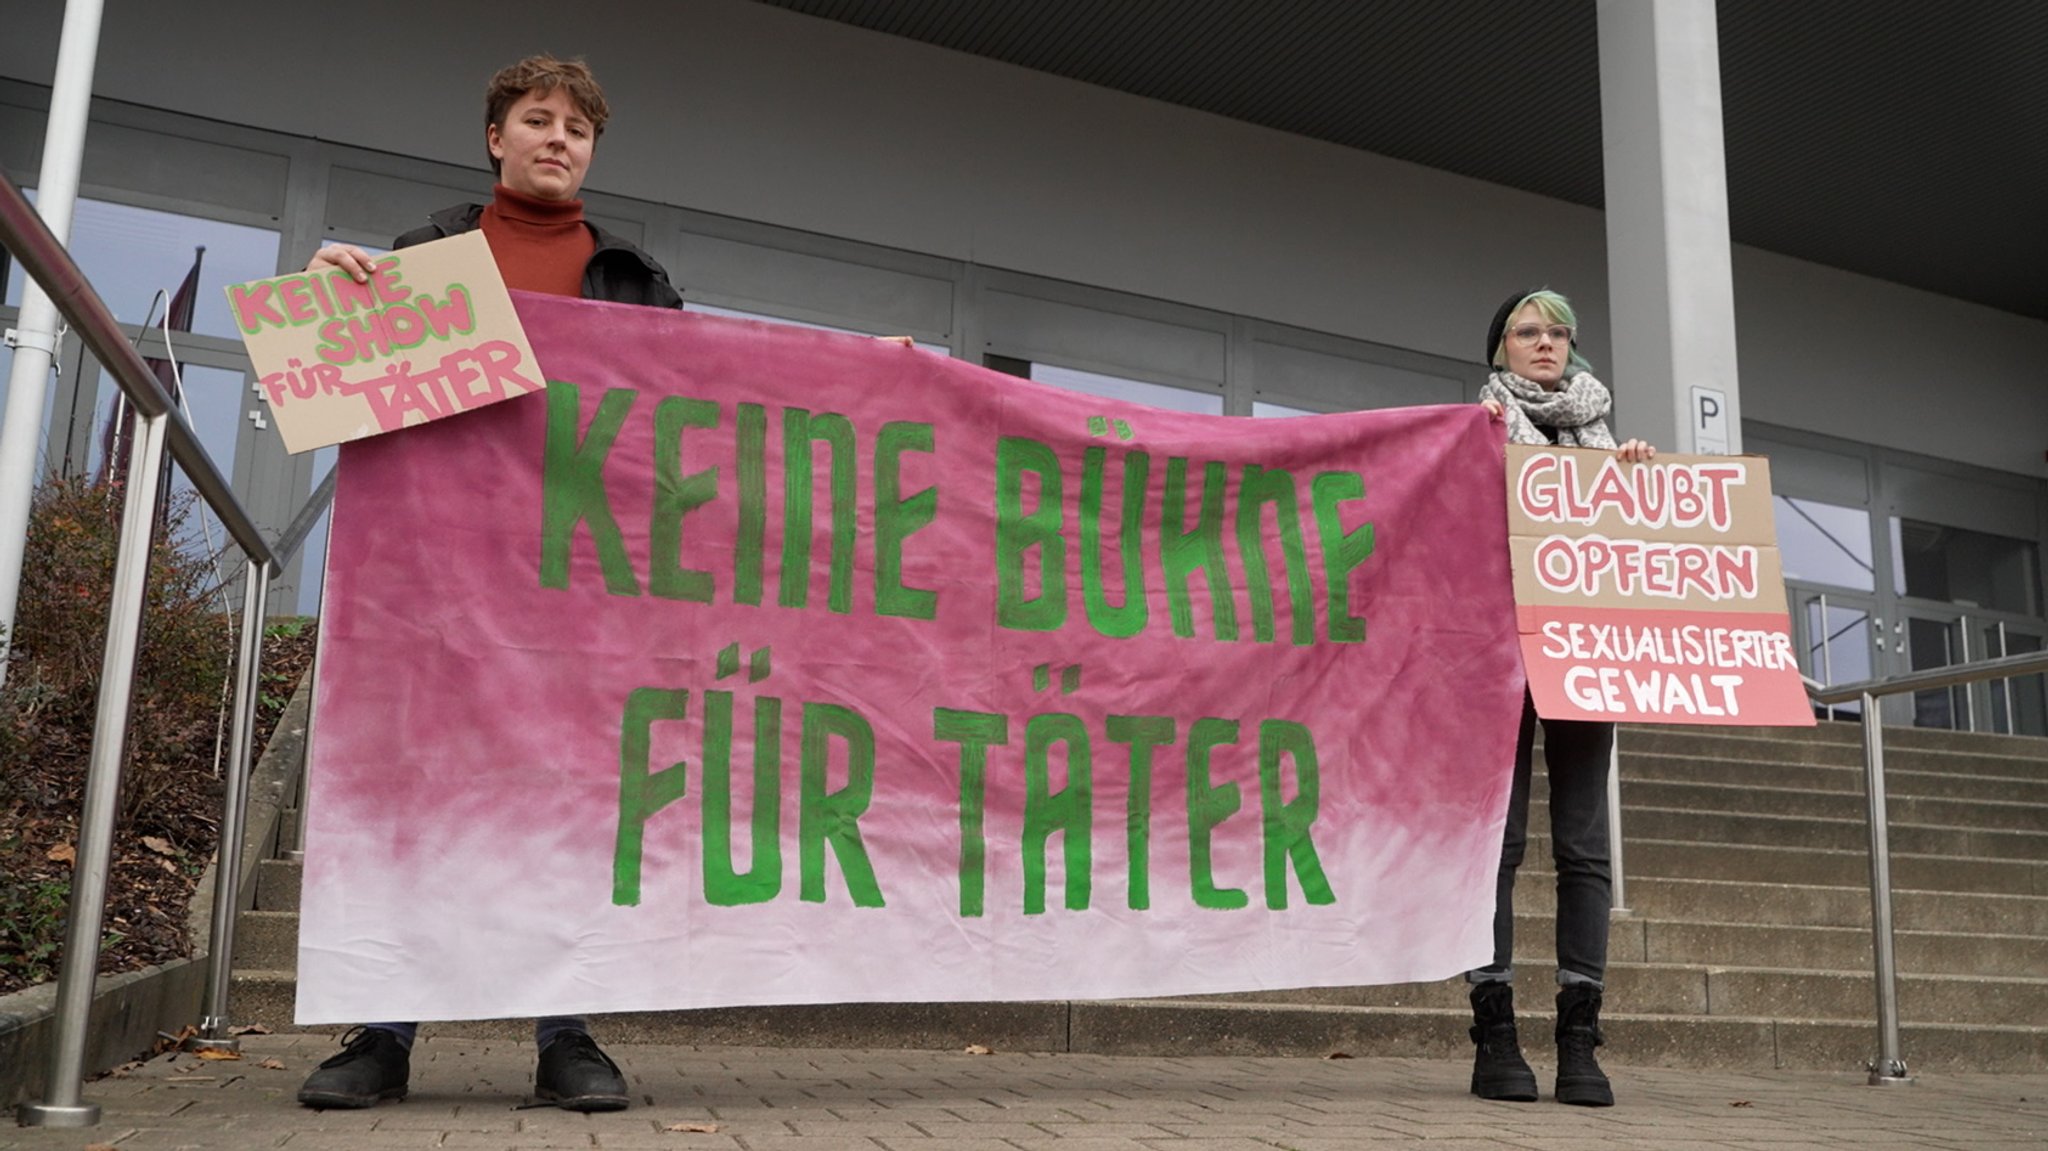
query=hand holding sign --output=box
[226,231,543,454]
[1507,444,1813,726]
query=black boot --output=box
[535,1031,631,1111]
[1468,982,1538,1101]
[297,1026,410,1109]
[1554,984,1614,1107]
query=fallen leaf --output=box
[229,1023,272,1036]
[1323,1051,1354,1060]
[662,1121,720,1133]
[86,1143,119,1151]
[1730,1099,1753,1107]
[46,843,75,863]
[141,835,177,856]
[256,1058,287,1071]
[153,1026,198,1056]
[193,1048,243,1061]
[158,856,179,873]
[962,1044,993,1056]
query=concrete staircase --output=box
[230,720,2048,1072]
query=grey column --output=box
[1596,0,1742,455]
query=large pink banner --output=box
[298,295,1526,1023]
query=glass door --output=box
[1979,621,2048,737]
[1898,609,1973,730]
[1787,581,1880,721]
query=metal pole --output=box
[1606,735,1627,915]
[1818,593,1835,721]
[1958,621,1975,734]
[17,411,168,1128]
[188,558,270,1052]
[1860,690,1912,1086]
[1998,622,2014,735]
[0,0,107,687]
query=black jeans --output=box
[1471,694,1613,988]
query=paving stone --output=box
[8,1034,2047,1150]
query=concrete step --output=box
[1072,999,2048,1073]
[1521,912,2048,977]
[1700,966,2048,1027]
[1585,777,2048,831]
[255,857,301,912]
[233,909,300,969]
[1616,720,2048,755]
[1636,918,2048,978]
[1570,804,2048,861]
[222,968,2048,1072]
[1514,873,2048,937]
[1194,964,2048,1026]
[1614,752,2048,804]
[1615,728,2048,779]
[1844,725,2048,758]
[1528,835,2048,895]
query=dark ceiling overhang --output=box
[755,0,2047,320]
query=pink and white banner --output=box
[298,295,1526,1023]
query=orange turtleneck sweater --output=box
[477,184,596,298]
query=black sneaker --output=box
[534,1031,630,1112]
[297,1026,410,1109]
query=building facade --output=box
[2,0,2043,733]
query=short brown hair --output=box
[484,55,610,171]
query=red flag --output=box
[101,245,204,490]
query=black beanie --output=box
[1485,289,1539,367]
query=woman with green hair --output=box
[1466,289,1653,1108]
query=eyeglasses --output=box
[1507,324,1574,347]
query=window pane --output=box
[1905,616,1968,730]
[1891,517,2042,615]
[1773,496,1875,592]
[4,192,280,341]
[685,302,948,355]
[1804,599,1869,719]
[1989,630,2047,738]
[163,363,247,494]
[1253,400,1317,418]
[1980,625,2044,736]
[1029,363,1223,415]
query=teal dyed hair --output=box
[1492,289,1595,375]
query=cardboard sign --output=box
[295,298,1532,1023]
[225,231,542,454]
[1507,444,1814,726]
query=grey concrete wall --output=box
[2,0,2043,476]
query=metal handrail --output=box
[1807,650,2048,706]
[2,171,287,1127]
[1802,650,2048,1086]
[0,175,275,569]
[273,466,337,567]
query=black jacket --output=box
[393,203,683,310]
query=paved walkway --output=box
[6,1034,2044,1150]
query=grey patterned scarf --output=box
[1479,370,1618,449]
